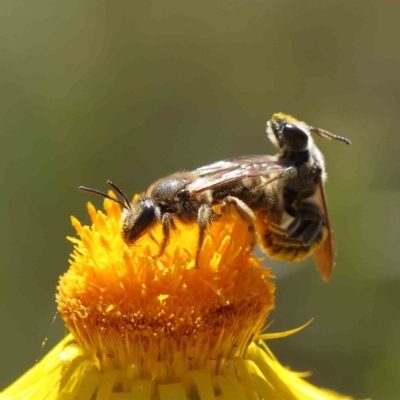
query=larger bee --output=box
[79,113,351,281]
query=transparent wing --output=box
[313,179,336,282]
[188,155,296,193]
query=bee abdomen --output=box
[260,227,327,263]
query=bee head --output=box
[78,181,161,245]
[267,113,310,152]
[267,112,351,152]
[121,197,161,244]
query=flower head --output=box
[1,194,354,399]
[57,195,275,378]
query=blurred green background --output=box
[1,1,399,398]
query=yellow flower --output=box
[1,195,353,400]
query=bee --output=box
[79,113,350,281]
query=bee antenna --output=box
[78,185,129,210]
[107,180,132,210]
[310,127,352,145]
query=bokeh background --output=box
[1,1,399,398]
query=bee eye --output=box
[282,124,309,151]
[122,201,159,244]
[137,204,157,227]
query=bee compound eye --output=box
[122,201,159,244]
[282,124,309,151]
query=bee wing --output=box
[188,155,295,193]
[313,179,337,282]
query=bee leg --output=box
[221,196,257,250]
[302,219,323,246]
[291,208,323,246]
[284,205,301,235]
[149,232,160,245]
[158,213,174,257]
[196,204,216,267]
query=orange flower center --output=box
[57,196,275,380]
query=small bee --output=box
[79,113,350,281]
